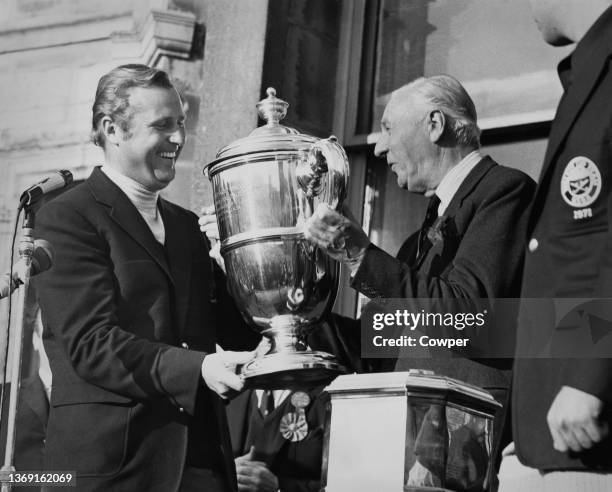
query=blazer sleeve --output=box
[35,200,207,415]
[350,172,535,301]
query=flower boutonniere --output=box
[427,215,451,244]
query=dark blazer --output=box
[352,156,534,305]
[227,387,326,492]
[351,156,535,475]
[34,168,240,491]
[513,6,612,471]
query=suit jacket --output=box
[351,156,535,475]
[34,168,242,491]
[513,6,612,471]
[227,387,326,492]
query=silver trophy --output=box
[204,88,350,388]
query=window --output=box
[333,0,569,316]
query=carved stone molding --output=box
[111,9,196,66]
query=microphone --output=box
[0,239,54,299]
[19,170,73,209]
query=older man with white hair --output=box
[305,75,534,300]
[305,73,534,318]
[304,74,536,489]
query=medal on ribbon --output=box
[291,391,311,409]
[279,412,308,442]
[280,391,311,442]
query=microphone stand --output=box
[1,207,35,492]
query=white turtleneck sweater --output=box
[101,165,166,244]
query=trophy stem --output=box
[242,320,346,389]
[264,319,309,354]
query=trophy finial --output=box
[256,87,289,126]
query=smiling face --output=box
[373,91,441,194]
[112,86,186,191]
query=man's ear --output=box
[101,116,122,146]
[427,110,445,144]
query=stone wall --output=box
[0,0,269,379]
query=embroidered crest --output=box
[560,156,602,208]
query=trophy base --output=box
[241,351,346,389]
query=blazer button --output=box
[181,342,189,349]
[528,238,539,253]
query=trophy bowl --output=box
[204,88,350,388]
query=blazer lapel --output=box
[158,199,192,333]
[413,158,495,269]
[539,64,607,183]
[414,239,433,269]
[536,12,612,203]
[225,390,253,454]
[87,167,174,284]
[444,157,495,217]
[216,393,243,490]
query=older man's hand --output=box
[547,385,609,452]
[303,203,370,275]
[201,350,254,399]
[199,205,225,274]
[235,447,279,492]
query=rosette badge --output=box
[204,88,350,388]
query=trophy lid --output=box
[324,370,501,413]
[206,88,317,175]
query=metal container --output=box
[322,370,501,492]
[205,88,350,388]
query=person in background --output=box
[500,1,612,490]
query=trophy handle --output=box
[297,136,349,210]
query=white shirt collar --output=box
[256,389,292,408]
[435,150,483,215]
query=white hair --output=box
[397,75,481,148]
